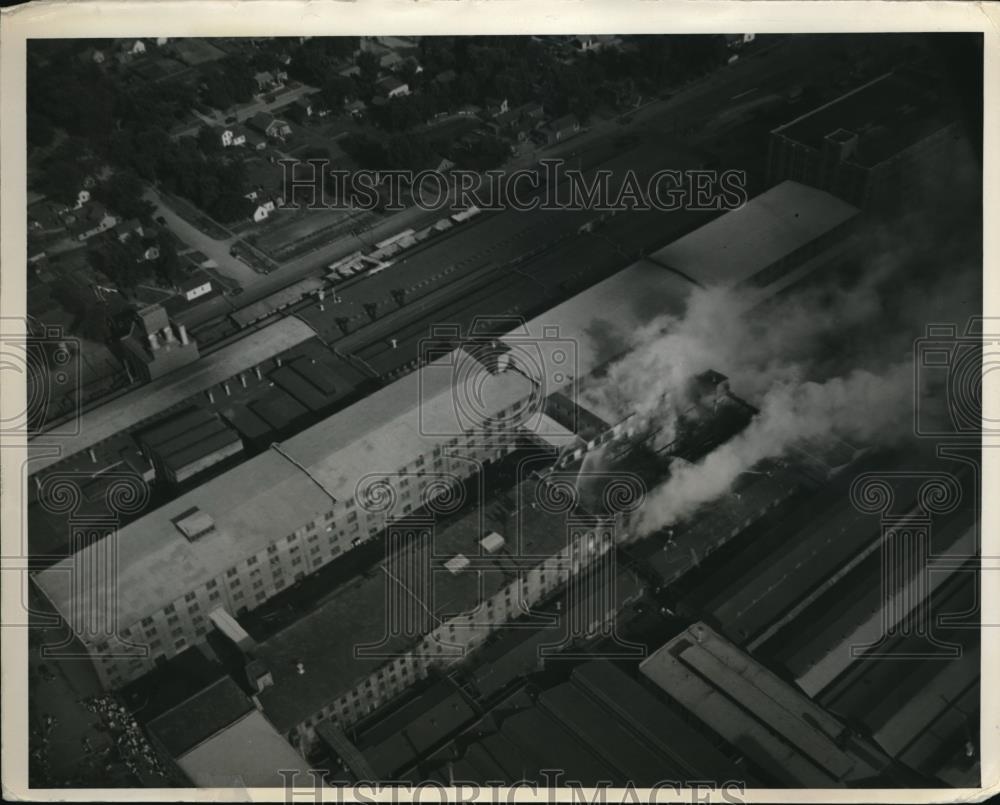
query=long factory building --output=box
[34,180,860,710]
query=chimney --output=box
[254,366,263,380]
[239,373,247,389]
[223,382,231,397]
[178,324,189,345]
[391,338,398,349]
[206,389,215,404]
[88,448,97,464]
[162,326,176,344]
[276,357,283,368]
[147,333,159,351]
[295,661,305,675]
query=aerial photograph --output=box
[18,31,983,793]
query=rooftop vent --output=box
[480,532,505,554]
[445,553,470,575]
[172,507,216,541]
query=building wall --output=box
[766,121,963,210]
[90,404,529,689]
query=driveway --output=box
[143,187,260,287]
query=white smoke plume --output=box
[580,176,980,537]
[631,362,913,534]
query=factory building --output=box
[767,70,965,209]
[377,661,753,786]
[137,407,243,485]
[639,622,903,787]
[34,349,542,690]
[33,179,862,721]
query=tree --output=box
[155,234,182,287]
[98,169,150,221]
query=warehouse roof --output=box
[648,180,859,288]
[28,316,316,474]
[148,677,254,757]
[255,477,572,733]
[175,709,308,787]
[640,622,888,787]
[35,351,534,632]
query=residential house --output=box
[379,52,404,71]
[179,273,213,302]
[247,113,291,140]
[73,188,92,210]
[519,101,546,121]
[544,113,581,144]
[254,71,282,93]
[112,219,144,243]
[71,204,118,241]
[291,97,313,119]
[344,99,367,117]
[242,128,267,151]
[250,200,277,223]
[220,128,246,148]
[724,34,756,48]
[484,97,510,118]
[375,75,410,99]
[121,39,147,57]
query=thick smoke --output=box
[580,163,980,536]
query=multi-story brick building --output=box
[34,351,540,689]
[767,70,966,209]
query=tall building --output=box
[767,71,965,209]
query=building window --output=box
[233,591,244,600]
[141,616,154,627]
[145,629,156,639]
[150,639,162,650]
[206,580,217,590]
[189,602,199,613]
[209,591,220,601]
[248,556,258,566]
[227,568,238,578]
[184,592,196,602]
[167,615,179,626]
[175,638,186,650]
[274,579,285,590]
[164,604,175,614]
[171,627,183,638]
[287,533,297,543]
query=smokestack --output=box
[178,324,189,345]
[254,366,262,381]
[147,333,159,351]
